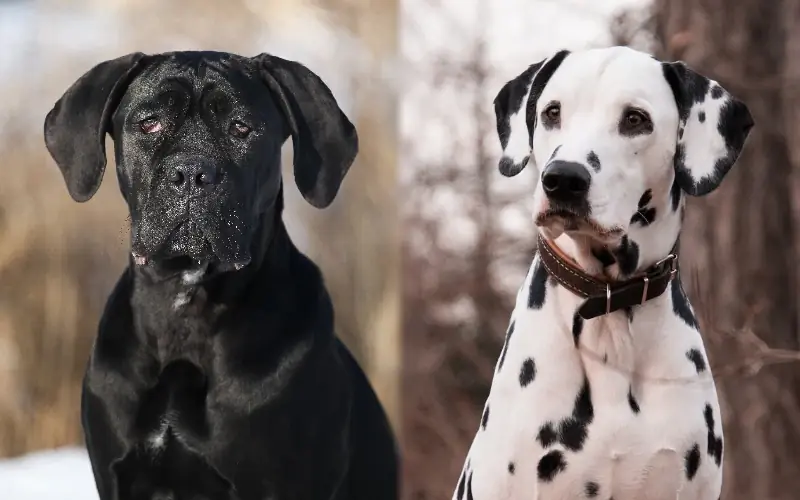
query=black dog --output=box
[43,51,399,500]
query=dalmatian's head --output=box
[495,46,753,276]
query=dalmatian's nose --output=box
[541,160,591,203]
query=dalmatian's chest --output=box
[454,295,723,500]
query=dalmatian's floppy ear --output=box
[44,52,148,202]
[254,53,358,209]
[493,50,570,177]
[662,61,754,196]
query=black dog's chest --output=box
[114,360,236,500]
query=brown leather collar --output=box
[537,233,678,320]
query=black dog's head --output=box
[44,51,356,279]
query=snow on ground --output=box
[1,447,97,500]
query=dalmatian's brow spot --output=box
[537,450,567,482]
[497,320,516,372]
[628,386,640,414]
[585,481,600,497]
[704,404,723,466]
[685,443,701,480]
[528,258,549,309]
[711,85,724,99]
[507,462,515,474]
[537,422,557,447]
[481,404,490,430]
[519,358,536,387]
[571,313,584,346]
[698,110,706,123]
[686,348,707,373]
[671,279,700,329]
[586,150,601,172]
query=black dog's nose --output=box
[541,160,591,202]
[169,161,219,192]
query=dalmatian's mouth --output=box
[535,208,624,245]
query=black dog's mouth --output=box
[131,220,251,281]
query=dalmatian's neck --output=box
[518,184,685,376]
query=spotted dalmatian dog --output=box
[453,46,753,500]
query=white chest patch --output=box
[452,255,723,500]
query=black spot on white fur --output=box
[519,358,536,387]
[456,468,466,500]
[508,462,515,474]
[631,190,657,226]
[685,443,701,480]
[586,151,601,172]
[686,348,707,373]
[466,471,475,500]
[528,257,549,309]
[670,178,682,211]
[612,236,639,276]
[671,279,700,329]
[628,386,640,414]
[572,313,583,346]
[537,422,557,447]
[705,404,723,466]
[585,481,600,497]
[624,307,633,322]
[537,450,567,482]
[557,377,594,451]
[497,320,515,372]
[698,110,706,123]
[481,404,490,430]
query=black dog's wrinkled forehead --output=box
[117,52,283,131]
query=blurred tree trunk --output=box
[654,1,800,499]
[308,0,402,435]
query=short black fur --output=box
[45,51,398,500]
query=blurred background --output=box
[1,0,799,499]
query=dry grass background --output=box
[0,133,128,455]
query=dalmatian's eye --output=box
[542,102,561,124]
[544,103,561,121]
[620,108,653,136]
[139,117,162,134]
[229,121,252,139]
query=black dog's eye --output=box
[139,117,162,134]
[229,121,252,139]
[541,102,561,129]
[619,108,653,136]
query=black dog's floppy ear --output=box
[253,53,358,209]
[493,50,569,178]
[44,52,147,202]
[662,61,754,196]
